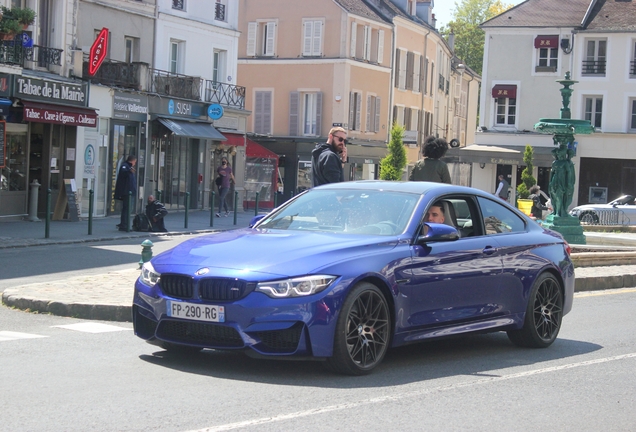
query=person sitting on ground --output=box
[146,195,168,232]
[529,185,549,221]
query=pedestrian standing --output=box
[114,155,137,231]
[216,158,235,217]
[311,126,347,187]
[408,136,451,183]
[495,174,510,201]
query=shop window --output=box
[246,21,276,57]
[1,133,27,192]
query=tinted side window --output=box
[477,196,526,234]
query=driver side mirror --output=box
[416,223,460,244]
[249,214,266,228]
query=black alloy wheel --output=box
[507,273,564,348]
[579,211,599,224]
[325,283,390,375]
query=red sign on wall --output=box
[88,28,109,76]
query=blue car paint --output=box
[132,181,575,363]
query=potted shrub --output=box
[516,145,537,216]
[0,6,36,39]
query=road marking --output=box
[0,331,48,342]
[52,323,132,333]
[187,352,636,432]
[575,287,636,298]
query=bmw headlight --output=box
[140,262,161,287]
[256,275,337,298]
[569,208,580,216]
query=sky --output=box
[434,0,526,30]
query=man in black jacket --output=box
[146,195,168,232]
[311,127,347,187]
[114,155,137,231]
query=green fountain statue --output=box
[534,72,594,244]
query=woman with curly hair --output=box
[408,136,451,183]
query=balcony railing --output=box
[0,35,63,68]
[582,60,606,76]
[215,2,226,21]
[204,80,245,110]
[438,74,445,91]
[83,56,146,90]
[150,69,203,100]
[630,60,636,78]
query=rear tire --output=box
[507,273,563,348]
[325,283,390,375]
[579,211,599,224]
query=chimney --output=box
[448,33,455,51]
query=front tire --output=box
[507,273,563,348]
[325,283,390,375]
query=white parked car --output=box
[569,195,636,225]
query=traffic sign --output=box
[88,28,109,76]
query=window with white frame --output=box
[215,0,226,22]
[302,19,323,57]
[370,29,384,64]
[349,92,362,131]
[254,91,272,135]
[630,98,636,131]
[584,96,603,129]
[169,40,184,73]
[583,39,607,76]
[172,0,184,11]
[392,105,405,127]
[495,97,516,126]
[302,92,322,136]
[351,24,371,60]
[124,36,139,63]
[366,95,381,133]
[534,35,558,71]
[212,50,226,84]
[246,21,276,57]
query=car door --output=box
[401,196,504,330]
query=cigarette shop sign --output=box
[14,76,89,107]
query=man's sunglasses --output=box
[333,135,347,144]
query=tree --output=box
[379,123,407,180]
[442,0,513,75]
[516,145,537,199]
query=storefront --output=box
[0,74,97,219]
[148,96,226,210]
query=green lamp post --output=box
[534,72,595,244]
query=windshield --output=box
[257,189,419,235]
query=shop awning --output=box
[222,132,247,147]
[158,118,226,141]
[22,101,98,127]
[491,85,517,99]
[246,137,278,158]
[534,35,559,49]
[445,144,555,166]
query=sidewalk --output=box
[4,216,636,322]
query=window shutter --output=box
[254,91,263,133]
[303,21,312,56]
[247,22,257,56]
[315,92,322,136]
[413,54,421,93]
[289,91,299,136]
[377,30,384,64]
[364,26,371,60]
[394,49,400,87]
[421,56,427,95]
[349,92,355,128]
[366,95,372,132]
[355,93,362,131]
[375,97,381,132]
[406,52,414,90]
[265,22,275,56]
[399,50,407,90]
[350,22,357,58]
[313,21,322,56]
[263,91,272,134]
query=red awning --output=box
[22,101,98,128]
[534,35,559,49]
[246,138,278,159]
[222,132,246,147]
[492,85,517,99]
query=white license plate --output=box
[167,301,225,323]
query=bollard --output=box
[45,189,51,239]
[233,191,238,225]
[209,191,215,227]
[139,239,154,269]
[88,189,94,235]
[254,192,260,216]
[185,192,190,228]
[28,180,40,221]
[157,190,163,203]
[274,192,278,208]
[126,191,132,232]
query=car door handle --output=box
[482,246,497,255]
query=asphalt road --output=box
[1,287,635,431]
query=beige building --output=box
[238,0,479,199]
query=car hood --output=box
[151,228,400,278]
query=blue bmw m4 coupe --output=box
[133,181,574,375]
